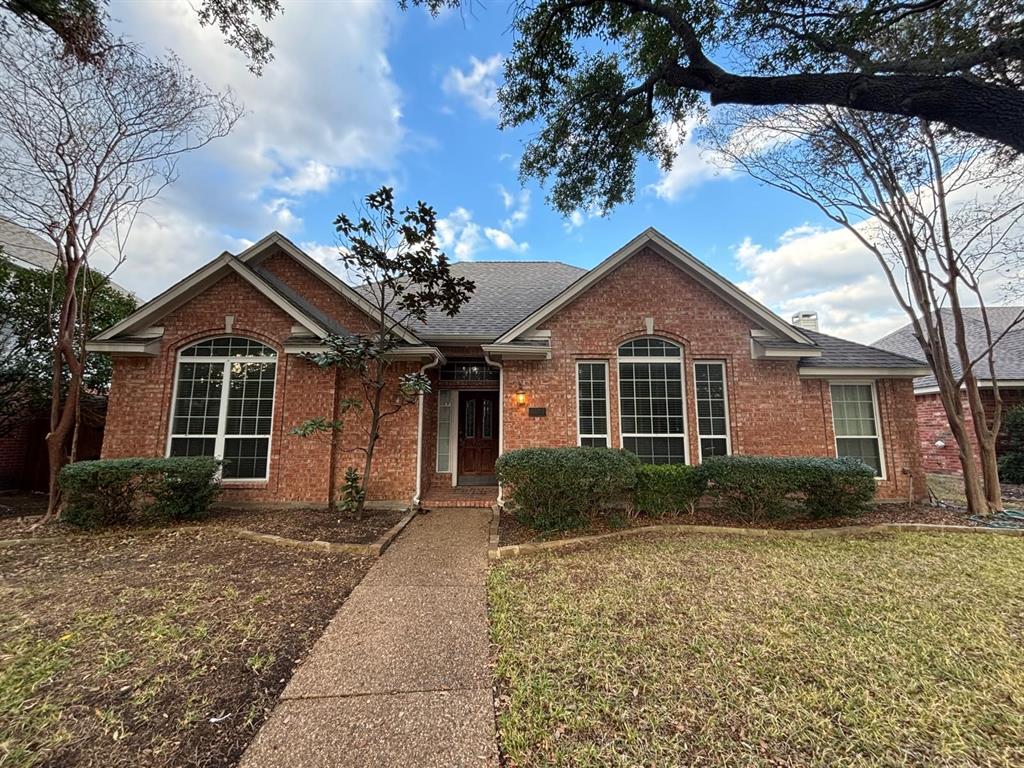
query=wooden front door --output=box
[458,391,499,484]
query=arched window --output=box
[618,337,687,464]
[168,337,277,480]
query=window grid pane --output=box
[577,362,609,444]
[694,362,729,460]
[830,383,883,477]
[619,339,686,465]
[169,338,277,481]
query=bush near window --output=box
[700,456,876,522]
[59,457,221,528]
[496,447,640,531]
[998,406,1024,484]
[635,465,707,517]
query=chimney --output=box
[792,311,819,332]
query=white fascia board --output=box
[236,232,424,346]
[419,333,496,345]
[382,346,446,363]
[799,366,931,378]
[87,339,162,356]
[481,343,551,360]
[495,228,815,346]
[94,254,234,341]
[914,379,1024,395]
[762,348,823,358]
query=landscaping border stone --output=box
[0,508,421,554]
[487,518,1024,559]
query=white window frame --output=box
[436,389,455,473]
[576,361,610,448]
[166,339,278,483]
[829,379,886,480]
[693,360,731,462]
[617,338,690,464]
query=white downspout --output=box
[412,350,443,509]
[484,351,504,505]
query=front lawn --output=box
[490,532,1024,767]
[1,529,372,768]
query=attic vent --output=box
[792,311,819,332]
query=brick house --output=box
[91,228,930,507]
[873,307,1024,475]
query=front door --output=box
[458,391,498,485]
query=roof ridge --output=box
[455,260,585,267]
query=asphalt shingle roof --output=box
[369,261,588,339]
[0,217,58,270]
[250,263,353,338]
[798,328,928,370]
[872,307,1024,388]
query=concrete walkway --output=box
[240,508,497,768]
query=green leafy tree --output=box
[0,254,137,416]
[295,186,475,517]
[410,0,1024,212]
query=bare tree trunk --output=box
[356,360,387,519]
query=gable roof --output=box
[873,307,1024,389]
[494,228,816,346]
[381,261,587,340]
[237,232,423,346]
[93,253,334,344]
[797,328,929,374]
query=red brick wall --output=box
[915,387,1024,474]
[499,247,925,501]
[102,252,419,504]
[0,418,30,490]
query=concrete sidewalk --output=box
[239,508,497,768]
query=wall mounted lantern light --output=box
[514,388,528,407]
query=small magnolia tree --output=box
[295,187,474,516]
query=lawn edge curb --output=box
[488,520,1024,559]
[370,507,420,556]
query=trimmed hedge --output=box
[998,453,1024,485]
[60,457,221,528]
[496,447,640,531]
[701,455,876,521]
[635,464,707,517]
[999,407,1024,484]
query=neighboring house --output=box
[90,228,930,507]
[873,307,1024,475]
[0,217,129,491]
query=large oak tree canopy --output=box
[420,0,1024,213]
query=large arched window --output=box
[618,337,687,464]
[168,337,277,480]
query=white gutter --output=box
[484,351,504,506]
[412,350,444,508]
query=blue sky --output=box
[105,0,916,342]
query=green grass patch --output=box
[490,532,1024,767]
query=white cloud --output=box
[275,160,338,195]
[484,227,529,253]
[437,205,529,260]
[651,118,733,201]
[442,54,502,119]
[564,210,585,232]
[498,185,529,230]
[437,207,482,260]
[103,0,404,298]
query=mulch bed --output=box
[1,528,373,768]
[0,501,405,545]
[498,503,974,547]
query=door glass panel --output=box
[482,398,493,439]
[465,399,476,438]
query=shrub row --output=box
[495,447,639,530]
[59,457,221,528]
[998,406,1024,484]
[497,448,877,530]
